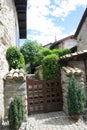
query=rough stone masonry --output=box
[0,0,19,120]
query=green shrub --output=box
[42,54,60,80]
[34,48,52,66]
[18,53,26,70]
[8,97,24,130]
[40,48,52,56]
[67,76,86,115]
[52,49,71,57]
[34,53,43,66]
[6,46,25,70]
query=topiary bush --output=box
[6,46,25,70]
[8,96,24,130]
[67,76,86,116]
[42,54,60,80]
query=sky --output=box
[20,0,87,46]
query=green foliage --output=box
[34,48,52,66]
[6,46,25,70]
[6,47,20,69]
[8,97,24,130]
[34,70,39,79]
[20,40,43,64]
[42,54,60,80]
[34,48,71,66]
[40,48,52,56]
[18,53,26,70]
[52,49,71,57]
[67,76,86,115]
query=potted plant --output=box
[67,75,86,120]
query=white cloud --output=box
[51,0,87,17]
[27,0,87,45]
[28,0,50,7]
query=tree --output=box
[20,40,43,73]
[34,48,52,66]
[8,97,24,130]
[67,76,86,117]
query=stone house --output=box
[50,7,87,52]
[50,35,77,53]
[60,8,87,113]
[0,0,27,119]
[50,8,87,53]
[43,42,52,48]
[74,8,87,51]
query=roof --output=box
[62,66,83,76]
[50,35,75,49]
[43,43,52,48]
[4,69,26,82]
[75,8,87,37]
[14,0,27,38]
[60,49,87,61]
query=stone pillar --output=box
[4,80,28,120]
[35,65,43,80]
[61,66,85,114]
[61,69,69,114]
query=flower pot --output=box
[71,115,80,121]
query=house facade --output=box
[50,8,87,52]
[75,8,87,51]
[0,0,27,118]
[50,35,77,52]
[60,8,87,112]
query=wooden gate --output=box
[26,76,63,114]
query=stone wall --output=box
[0,0,18,46]
[68,61,85,71]
[4,79,27,120]
[61,66,85,114]
[77,17,87,51]
[0,0,19,119]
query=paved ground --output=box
[2,111,87,130]
[28,111,87,130]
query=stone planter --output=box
[71,114,80,121]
